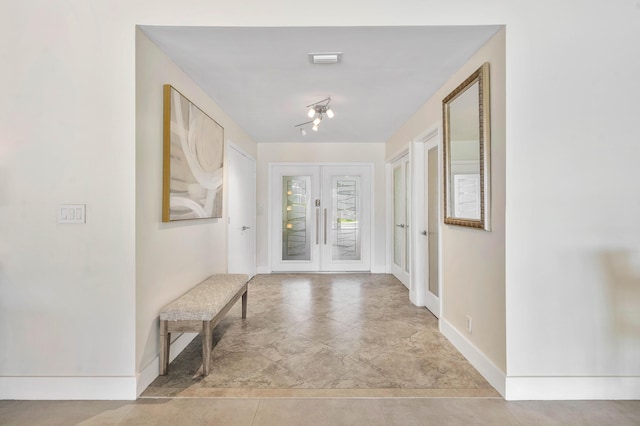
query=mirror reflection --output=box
[443,63,490,230]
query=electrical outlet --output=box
[466,315,473,334]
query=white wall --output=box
[387,29,506,381]
[1,0,638,400]
[135,29,257,390]
[256,143,386,273]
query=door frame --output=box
[268,162,374,273]
[410,125,442,314]
[226,141,257,278]
[386,152,410,288]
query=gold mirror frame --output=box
[442,62,491,230]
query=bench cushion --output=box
[159,274,248,322]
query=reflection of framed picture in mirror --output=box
[442,62,491,230]
[162,85,224,222]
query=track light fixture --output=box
[294,97,334,135]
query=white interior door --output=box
[270,164,371,272]
[227,144,256,277]
[424,141,441,317]
[391,155,410,287]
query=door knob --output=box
[241,226,251,231]
[395,224,405,228]
[421,230,427,236]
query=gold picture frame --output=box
[162,85,224,222]
[442,62,491,230]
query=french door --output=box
[391,155,410,287]
[270,164,371,272]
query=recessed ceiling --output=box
[140,26,501,143]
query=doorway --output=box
[270,164,372,272]
[390,155,410,288]
[422,133,441,317]
[227,143,256,277]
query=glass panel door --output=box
[424,141,441,317]
[282,176,312,261]
[321,165,371,272]
[391,155,410,288]
[271,164,371,272]
[271,166,320,272]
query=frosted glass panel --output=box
[428,147,439,297]
[405,163,410,273]
[393,166,402,266]
[331,176,361,261]
[282,176,311,261]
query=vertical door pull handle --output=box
[315,208,320,244]
[324,208,328,245]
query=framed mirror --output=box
[443,62,491,230]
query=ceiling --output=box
[140,26,501,144]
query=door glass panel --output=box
[405,162,410,273]
[331,176,360,261]
[282,176,311,261]
[428,147,439,296]
[393,166,402,266]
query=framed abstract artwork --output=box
[162,85,224,222]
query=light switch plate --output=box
[59,204,86,224]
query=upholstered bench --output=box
[159,273,249,376]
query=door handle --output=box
[316,208,320,245]
[241,226,251,231]
[395,224,405,228]
[324,208,328,245]
[421,230,427,236]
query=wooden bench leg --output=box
[202,321,212,376]
[242,290,248,319]
[159,320,170,375]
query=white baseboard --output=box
[256,266,271,274]
[505,376,640,401]
[440,318,506,396]
[0,376,137,400]
[136,332,198,396]
[370,264,386,274]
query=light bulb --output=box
[326,108,334,118]
[307,108,316,118]
[286,223,293,229]
[312,123,318,131]
[312,117,321,126]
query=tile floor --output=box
[143,273,496,398]
[2,274,639,425]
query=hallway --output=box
[143,273,496,398]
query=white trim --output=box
[136,332,198,397]
[505,376,640,401]
[256,266,271,274]
[0,376,137,400]
[371,265,386,273]
[440,318,506,396]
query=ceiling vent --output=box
[309,52,342,64]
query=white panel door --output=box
[270,164,371,272]
[227,144,256,277]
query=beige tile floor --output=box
[2,274,639,425]
[2,398,640,425]
[143,273,496,398]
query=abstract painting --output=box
[162,85,224,221]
